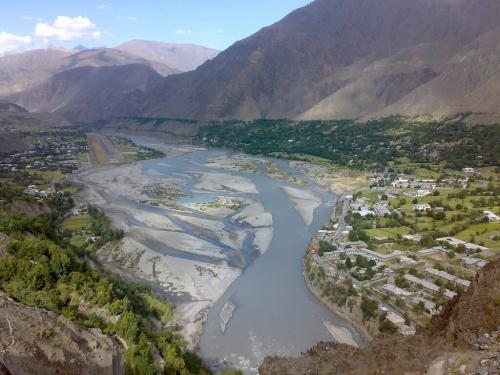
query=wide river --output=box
[98,137,365,373]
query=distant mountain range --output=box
[2,0,500,123]
[0,41,219,121]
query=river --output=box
[82,137,365,373]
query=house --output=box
[465,243,489,252]
[437,237,466,247]
[24,185,39,196]
[374,204,390,217]
[39,188,53,198]
[413,203,431,211]
[386,311,405,326]
[484,210,500,222]
[462,167,475,173]
[383,283,412,297]
[392,178,410,188]
[354,209,375,217]
[417,189,432,197]
[403,274,457,299]
[399,255,418,265]
[425,267,471,288]
[403,234,422,242]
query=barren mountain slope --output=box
[133,0,500,121]
[0,49,70,97]
[10,64,162,122]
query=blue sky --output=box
[0,1,311,53]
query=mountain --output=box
[131,0,500,121]
[10,64,162,122]
[0,101,28,113]
[0,47,176,101]
[116,40,219,72]
[0,49,70,97]
[60,48,180,76]
[260,256,500,375]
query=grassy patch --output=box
[454,223,500,250]
[62,214,91,231]
[365,226,412,239]
[61,184,81,194]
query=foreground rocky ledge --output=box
[0,294,124,375]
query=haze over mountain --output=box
[0,40,218,121]
[116,40,219,73]
[128,0,500,121]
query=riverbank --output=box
[73,153,251,349]
[303,250,375,342]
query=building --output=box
[425,267,471,288]
[24,185,39,196]
[417,189,432,197]
[399,255,418,265]
[403,274,457,299]
[462,167,475,173]
[354,209,375,217]
[374,204,390,217]
[383,283,412,297]
[403,234,422,242]
[437,237,466,247]
[392,178,410,188]
[462,256,489,269]
[465,243,489,252]
[413,203,431,211]
[417,246,448,255]
[484,210,500,222]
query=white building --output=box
[437,237,465,247]
[417,189,432,197]
[403,274,457,299]
[425,267,471,288]
[383,283,412,297]
[399,255,418,265]
[413,203,431,211]
[484,210,500,222]
[403,234,422,242]
[462,256,489,269]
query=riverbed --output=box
[76,138,365,374]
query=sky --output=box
[0,1,312,54]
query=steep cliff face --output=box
[260,257,500,375]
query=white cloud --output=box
[0,31,32,54]
[174,29,192,35]
[96,4,111,10]
[215,29,223,34]
[35,16,102,41]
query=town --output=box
[306,164,499,337]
